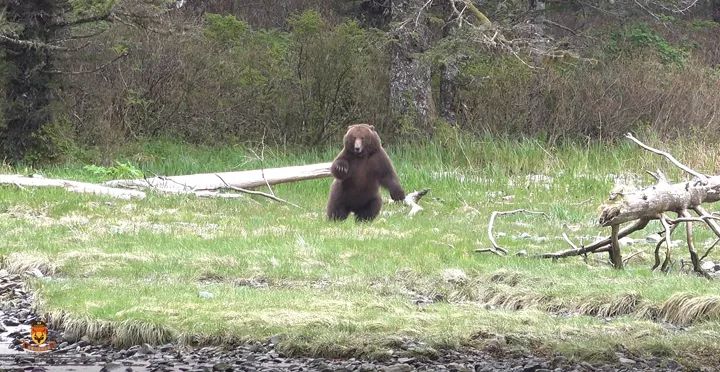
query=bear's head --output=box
[343,124,381,157]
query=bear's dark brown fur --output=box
[327,124,405,221]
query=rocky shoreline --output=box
[0,270,691,372]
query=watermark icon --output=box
[22,320,57,352]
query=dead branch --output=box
[536,219,650,259]
[215,174,301,209]
[609,224,623,269]
[700,239,720,262]
[562,232,579,250]
[537,134,720,274]
[405,189,429,216]
[479,209,546,256]
[624,133,708,181]
[474,248,504,256]
[651,220,678,272]
[623,250,644,265]
[0,174,145,200]
[680,210,709,277]
[659,214,673,272]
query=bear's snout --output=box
[353,138,363,154]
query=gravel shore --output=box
[0,270,690,372]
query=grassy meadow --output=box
[2,136,720,366]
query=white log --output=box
[104,162,333,193]
[0,174,146,200]
[599,176,720,226]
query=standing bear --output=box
[327,124,406,221]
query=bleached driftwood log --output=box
[104,162,333,193]
[106,162,429,216]
[0,174,146,200]
[540,134,720,276]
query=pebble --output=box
[198,291,214,299]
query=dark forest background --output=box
[1,0,719,163]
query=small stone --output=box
[446,363,471,372]
[269,334,286,345]
[441,269,468,284]
[3,318,19,326]
[518,233,532,239]
[137,343,155,355]
[212,362,232,371]
[618,357,636,365]
[701,261,715,271]
[100,362,125,372]
[618,237,635,246]
[646,234,662,243]
[198,291,214,299]
[27,268,44,278]
[516,250,528,257]
[384,364,413,372]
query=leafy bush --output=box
[83,161,143,179]
[609,23,688,66]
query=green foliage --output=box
[26,117,81,163]
[288,10,327,38]
[204,13,251,45]
[82,160,143,179]
[608,23,688,66]
[191,10,389,145]
[689,19,720,30]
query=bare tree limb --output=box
[214,174,301,209]
[623,250,644,265]
[609,224,623,269]
[680,210,708,277]
[537,219,650,259]
[700,239,720,262]
[625,133,708,181]
[47,52,128,75]
[484,209,547,256]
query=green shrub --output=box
[608,23,688,66]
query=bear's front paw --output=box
[332,160,350,179]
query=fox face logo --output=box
[30,321,48,345]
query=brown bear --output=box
[327,123,405,221]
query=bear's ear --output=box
[369,125,375,130]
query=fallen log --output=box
[105,162,429,216]
[104,162,333,193]
[539,134,720,275]
[0,174,146,200]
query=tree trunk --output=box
[389,0,434,131]
[0,0,64,161]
